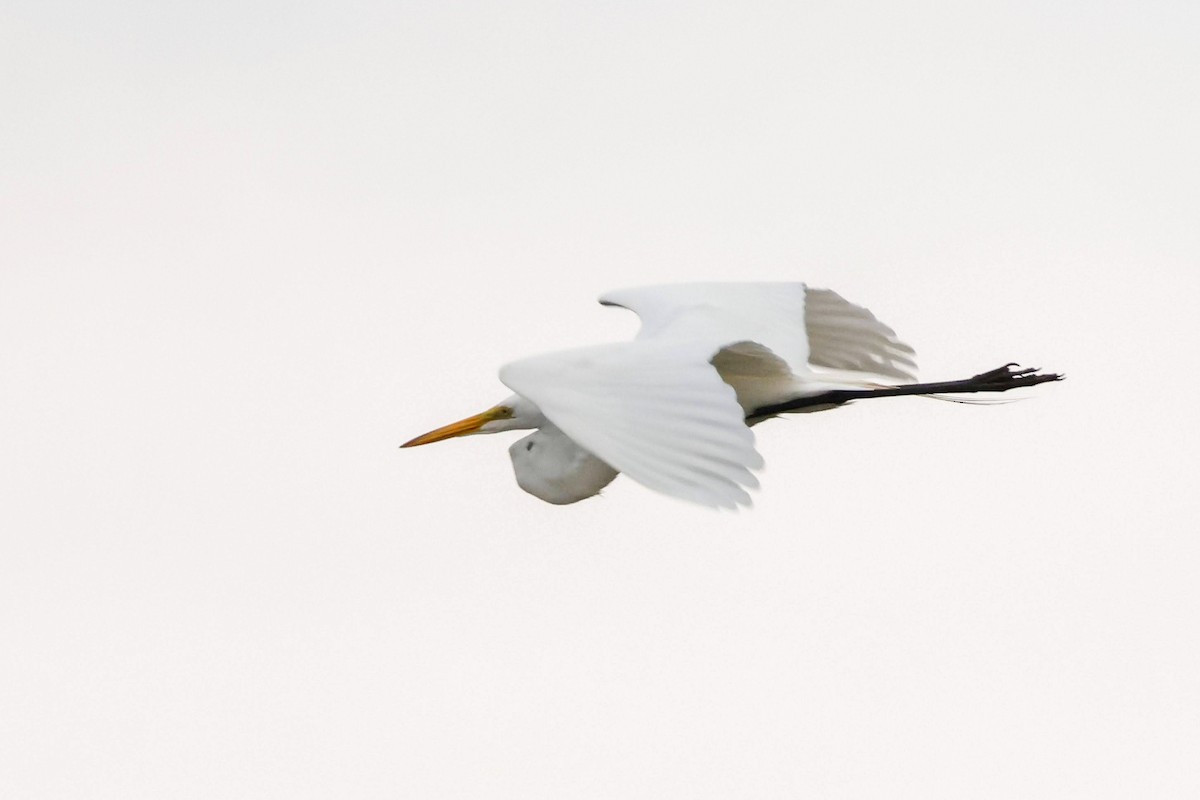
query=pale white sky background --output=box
[2,1,1198,798]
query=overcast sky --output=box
[3,1,1198,798]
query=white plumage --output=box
[500,339,764,508]
[508,426,618,506]
[403,282,922,509]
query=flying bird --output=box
[402,282,1060,508]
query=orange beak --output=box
[401,407,509,448]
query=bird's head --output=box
[401,394,542,448]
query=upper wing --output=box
[599,283,811,373]
[804,288,917,381]
[600,282,917,382]
[499,339,763,509]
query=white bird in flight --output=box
[402,282,1060,508]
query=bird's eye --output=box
[525,441,534,451]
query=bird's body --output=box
[508,425,619,505]
[402,282,1060,508]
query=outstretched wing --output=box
[499,339,763,509]
[599,282,917,381]
[600,282,812,372]
[804,288,917,381]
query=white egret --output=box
[402,282,1060,508]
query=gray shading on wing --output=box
[803,288,918,381]
[600,282,917,382]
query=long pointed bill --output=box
[401,406,509,448]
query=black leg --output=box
[747,363,1064,420]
